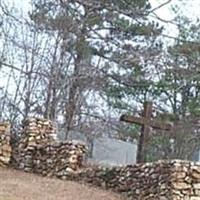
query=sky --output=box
[6,0,200,18]
[149,0,200,38]
[150,0,200,18]
[6,0,200,38]
[1,0,200,92]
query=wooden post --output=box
[120,101,172,163]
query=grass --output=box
[0,168,122,200]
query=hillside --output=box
[0,168,122,200]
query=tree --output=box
[146,11,200,161]
[29,0,162,139]
[2,0,199,162]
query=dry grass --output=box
[0,168,122,200]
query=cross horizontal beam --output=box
[120,115,172,131]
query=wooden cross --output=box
[120,101,172,163]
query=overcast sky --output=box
[6,0,200,19]
[150,0,200,19]
[150,0,200,38]
[8,0,200,34]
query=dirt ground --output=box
[0,168,122,200]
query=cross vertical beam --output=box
[136,102,152,163]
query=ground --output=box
[0,168,122,200]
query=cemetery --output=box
[0,0,200,199]
[1,102,200,200]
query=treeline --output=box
[0,0,200,161]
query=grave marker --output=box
[120,101,173,163]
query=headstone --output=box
[90,137,137,166]
[64,130,137,166]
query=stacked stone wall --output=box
[68,160,200,200]
[0,122,11,167]
[20,118,56,148]
[14,118,87,175]
[71,161,172,199]
[1,118,200,200]
[171,160,200,200]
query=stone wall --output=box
[20,118,56,147]
[0,122,11,167]
[14,118,87,175]
[66,160,200,200]
[171,160,200,200]
[2,118,200,200]
[17,141,86,175]
[69,160,172,199]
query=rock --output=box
[193,184,200,190]
[192,171,200,179]
[173,182,191,190]
[172,172,186,179]
[190,196,200,200]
